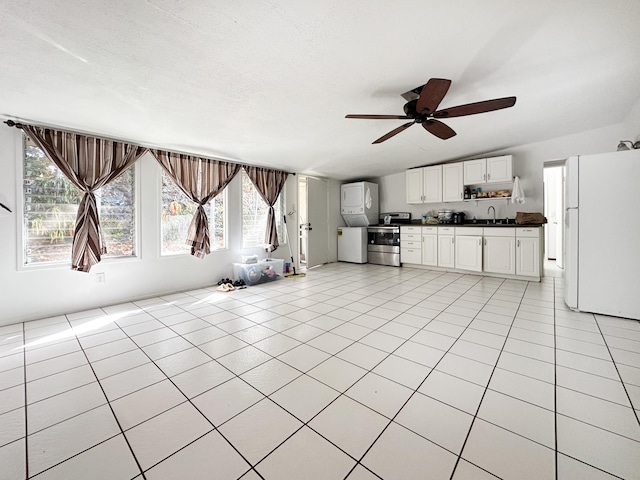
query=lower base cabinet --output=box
[484,234,516,275]
[516,235,540,277]
[400,225,541,280]
[454,233,483,272]
[401,247,422,264]
[438,233,455,268]
[421,229,438,266]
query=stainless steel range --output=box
[367,212,411,267]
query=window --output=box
[161,170,226,255]
[242,170,285,248]
[22,136,136,265]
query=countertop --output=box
[407,220,544,228]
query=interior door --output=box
[305,176,329,269]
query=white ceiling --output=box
[1,1,639,180]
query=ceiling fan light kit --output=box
[346,78,516,144]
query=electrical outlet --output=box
[95,273,106,284]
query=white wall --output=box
[376,122,629,223]
[2,109,636,325]
[0,127,300,325]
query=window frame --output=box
[158,166,228,258]
[240,170,286,250]
[16,133,142,271]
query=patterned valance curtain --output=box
[22,125,147,272]
[151,151,241,258]
[243,166,288,252]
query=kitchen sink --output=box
[466,219,517,226]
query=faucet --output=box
[487,206,496,224]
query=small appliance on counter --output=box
[437,210,453,224]
[452,212,466,224]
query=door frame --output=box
[543,161,566,268]
[297,175,329,269]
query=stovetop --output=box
[378,212,411,227]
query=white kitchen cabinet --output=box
[486,155,513,183]
[406,166,442,204]
[454,228,483,272]
[483,228,516,275]
[437,227,455,268]
[442,163,463,202]
[406,168,424,204]
[516,227,541,277]
[421,227,438,266]
[401,247,422,264]
[463,155,513,185]
[463,159,486,185]
[401,226,422,264]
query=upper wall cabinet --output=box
[442,163,464,202]
[463,155,513,185]
[406,165,442,204]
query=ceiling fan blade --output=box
[416,78,452,114]
[372,121,415,144]
[346,114,412,119]
[422,120,457,140]
[434,96,517,118]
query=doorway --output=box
[298,176,329,269]
[543,163,565,269]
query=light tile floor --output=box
[1,263,640,479]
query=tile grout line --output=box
[65,314,148,480]
[553,277,558,480]
[447,278,528,480]
[592,315,640,428]
[9,264,636,479]
[246,271,480,479]
[22,321,29,479]
[337,274,507,479]
[254,273,475,477]
[178,271,459,475]
[105,306,266,480]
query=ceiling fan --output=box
[345,78,516,144]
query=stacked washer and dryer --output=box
[337,182,378,263]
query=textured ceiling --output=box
[1,0,639,180]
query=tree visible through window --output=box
[242,170,285,249]
[22,136,136,265]
[161,170,226,255]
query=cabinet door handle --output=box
[479,238,482,246]
[487,173,491,180]
[483,174,486,181]
[460,192,462,199]
[517,239,520,247]
[451,237,454,244]
[483,238,486,246]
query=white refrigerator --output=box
[337,227,367,263]
[564,150,640,320]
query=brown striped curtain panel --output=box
[22,125,147,272]
[151,151,241,258]
[243,166,288,252]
